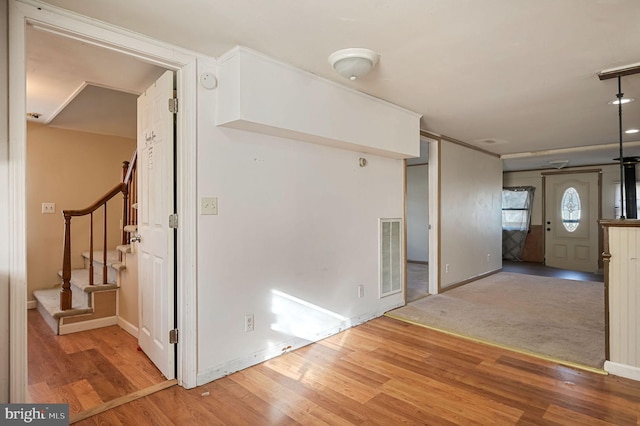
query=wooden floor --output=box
[503,260,605,283]
[56,316,639,425]
[27,309,166,414]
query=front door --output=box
[544,171,600,273]
[137,70,176,379]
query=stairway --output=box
[33,249,127,335]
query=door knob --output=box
[130,234,141,243]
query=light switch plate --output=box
[201,197,218,215]
[42,203,56,214]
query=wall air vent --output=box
[380,218,403,297]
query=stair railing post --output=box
[121,161,130,249]
[132,168,137,226]
[60,214,73,311]
[120,188,129,263]
[103,204,108,284]
[89,212,94,285]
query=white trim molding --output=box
[9,0,201,399]
[117,317,139,338]
[59,316,118,335]
[605,361,640,382]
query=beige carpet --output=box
[389,272,605,369]
[407,262,429,302]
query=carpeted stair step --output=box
[81,250,124,283]
[33,288,92,317]
[123,224,138,233]
[57,268,118,292]
[33,288,93,334]
[82,249,120,267]
[116,244,133,254]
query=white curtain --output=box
[502,186,535,261]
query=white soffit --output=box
[26,23,166,136]
[48,84,138,138]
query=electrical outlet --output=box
[357,284,364,298]
[445,264,450,273]
[41,203,55,214]
[487,253,491,263]
[244,314,254,332]
[201,197,218,215]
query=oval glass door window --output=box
[561,187,581,232]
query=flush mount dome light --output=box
[549,160,569,169]
[625,128,639,134]
[328,48,379,81]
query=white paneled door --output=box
[544,172,599,273]
[137,70,176,379]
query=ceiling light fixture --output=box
[600,62,640,218]
[328,48,379,81]
[625,129,639,134]
[608,97,635,105]
[548,160,569,169]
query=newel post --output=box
[121,181,129,248]
[60,213,73,310]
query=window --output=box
[502,187,534,231]
[561,187,580,232]
[502,186,535,261]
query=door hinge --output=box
[169,214,178,228]
[169,329,179,344]
[168,98,178,113]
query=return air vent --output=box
[380,218,403,297]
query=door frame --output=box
[541,169,603,271]
[9,0,199,400]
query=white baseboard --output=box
[27,300,37,310]
[59,315,118,335]
[605,360,640,381]
[195,306,399,386]
[117,316,139,338]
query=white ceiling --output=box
[26,24,165,138]
[30,0,640,171]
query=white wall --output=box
[440,141,502,288]
[26,124,135,301]
[407,165,429,262]
[196,57,411,384]
[0,0,9,403]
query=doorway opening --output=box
[406,138,430,302]
[24,25,175,412]
[10,1,200,401]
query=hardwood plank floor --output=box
[27,309,166,415]
[72,316,640,425]
[502,260,604,283]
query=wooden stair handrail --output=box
[123,150,137,185]
[60,151,137,311]
[63,183,127,217]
